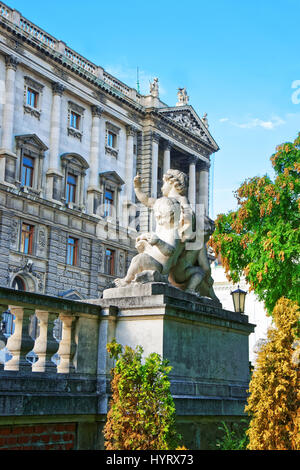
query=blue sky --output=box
[6,0,300,217]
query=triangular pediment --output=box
[15,134,48,151]
[100,171,125,186]
[158,105,219,151]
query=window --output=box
[107,131,116,148]
[67,101,85,141]
[15,135,48,193]
[104,248,115,275]
[105,122,120,158]
[21,155,34,187]
[104,189,114,217]
[23,76,43,120]
[67,237,78,266]
[70,111,80,130]
[26,88,39,108]
[12,276,26,291]
[66,173,77,204]
[21,223,34,255]
[61,153,89,209]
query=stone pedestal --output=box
[99,282,255,449]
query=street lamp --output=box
[231,285,247,313]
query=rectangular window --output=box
[107,131,116,148]
[21,223,34,255]
[67,237,78,266]
[21,155,34,187]
[66,173,77,204]
[70,111,80,130]
[104,248,115,275]
[26,88,39,108]
[104,189,114,217]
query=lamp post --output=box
[231,285,247,313]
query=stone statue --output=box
[176,87,189,106]
[114,169,219,302]
[114,196,182,287]
[201,113,209,128]
[150,77,159,98]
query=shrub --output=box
[103,339,181,450]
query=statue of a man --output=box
[150,77,159,98]
[176,88,189,106]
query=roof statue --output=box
[149,77,159,98]
[176,87,189,106]
[201,112,209,128]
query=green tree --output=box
[209,133,300,315]
[103,339,181,450]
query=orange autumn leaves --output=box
[209,133,300,315]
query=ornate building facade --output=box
[0,2,219,300]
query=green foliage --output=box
[245,298,300,450]
[103,340,181,450]
[216,421,249,450]
[209,133,300,315]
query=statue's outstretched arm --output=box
[134,175,156,208]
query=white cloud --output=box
[219,115,285,130]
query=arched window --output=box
[61,153,89,210]
[12,276,26,291]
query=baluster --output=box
[32,311,59,373]
[56,314,76,374]
[4,307,35,371]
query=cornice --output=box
[0,16,146,115]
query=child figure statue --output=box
[114,195,183,287]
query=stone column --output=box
[163,140,171,175]
[188,157,196,211]
[46,82,65,200]
[125,125,136,203]
[151,132,160,230]
[87,105,103,214]
[0,55,18,182]
[198,160,210,215]
[151,132,160,199]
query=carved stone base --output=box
[97,282,255,449]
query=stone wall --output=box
[0,285,254,450]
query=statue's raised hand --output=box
[134,174,143,189]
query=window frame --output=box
[61,153,89,210]
[23,76,44,120]
[20,223,34,255]
[14,134,48,194]
[104,189,114,218]
[67,101,85,141]
[66,236,79,267]
[105,122,120,158]
[21,154,35,188]
[26,87,39,109]
[66,173,77,204]
[104,248,115,276]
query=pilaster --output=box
[46,82,65,200]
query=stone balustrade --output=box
[64,46,97,75]
[0,287,101,375]
[19,17,57,49]
[0,2,10,19]
[0,1,141,102]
